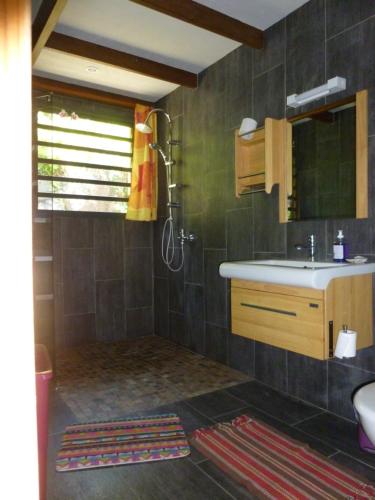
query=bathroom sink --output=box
[219,259,375,289]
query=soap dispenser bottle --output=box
[333,229,348,262]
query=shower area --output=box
[32,90,199,374]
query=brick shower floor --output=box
[55,336,250,422]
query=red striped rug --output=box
[191,415,375,499]
[56,413,190,472]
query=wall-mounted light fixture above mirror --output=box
[279,89,368,223]
[287,76,346,108]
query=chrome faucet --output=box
[295,234,316,261]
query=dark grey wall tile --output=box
[326,0,375,39]
[222,45,252,131]
[203,169,228,248]
[124,220,152,248]
[327,17,375,95]
[96,279,125,342]
[254,342,287,392]
[154,277,169,338]
[94,218,123,280]
[168,260,184,314]
[126,307,153,339]
[202,213,226,249]
[328,361,375,420]
[223,45,252,102]
[205,323,228,364]
[33,261,53,295]
[63,313,96,348]
[182,88,202,148]
[254,190,285,253]
[287,352,328,408]
[204,250,227,327]
[254,252,286,260]
[53,283,64,351]
[334,345,375,374]
[124,248,152,308]
[183,213,204,285]
[162,85,183,118]
[254,20,285,77]
[226,208,253,261]
[286,0,325,112]
[153,218,168,278]
[52,217,63,284]
[33,220,52,255]
[63,248,94,314]
[253,64,285,124]
[184,284,205,354]
[224,92,252,133]
[169,311,185,345]
[228,334,254,376]
[60,216,93,248]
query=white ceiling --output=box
[32,0,310,102]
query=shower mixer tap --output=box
[178,228,196,245]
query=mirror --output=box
[283,90,368,222]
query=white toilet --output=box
[353,381,375,453]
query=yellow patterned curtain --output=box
[126,104,158,221]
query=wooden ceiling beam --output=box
[32,0,67,64]
[45,32,198,88]
[129,0,264,49]
[32,76,153,109]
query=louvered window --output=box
[35,94,133,213]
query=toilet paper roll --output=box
[334,329,357,359]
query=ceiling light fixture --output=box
[287,76,346,108]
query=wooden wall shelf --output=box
[234,118,285,197]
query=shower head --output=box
[135,122,153,134]
[149,142,168,163]
[135,108,172,135]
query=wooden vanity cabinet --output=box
[231,275,373,360]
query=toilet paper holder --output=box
[334,324,357,359]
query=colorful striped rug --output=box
[56,413,190,472]
[191,415,375,499]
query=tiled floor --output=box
[55,337,249,421]
[47,339,375,499]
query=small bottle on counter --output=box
[333,229,348,262]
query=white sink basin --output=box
[219,259,375,289]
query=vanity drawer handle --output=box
[240,302,297,317]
